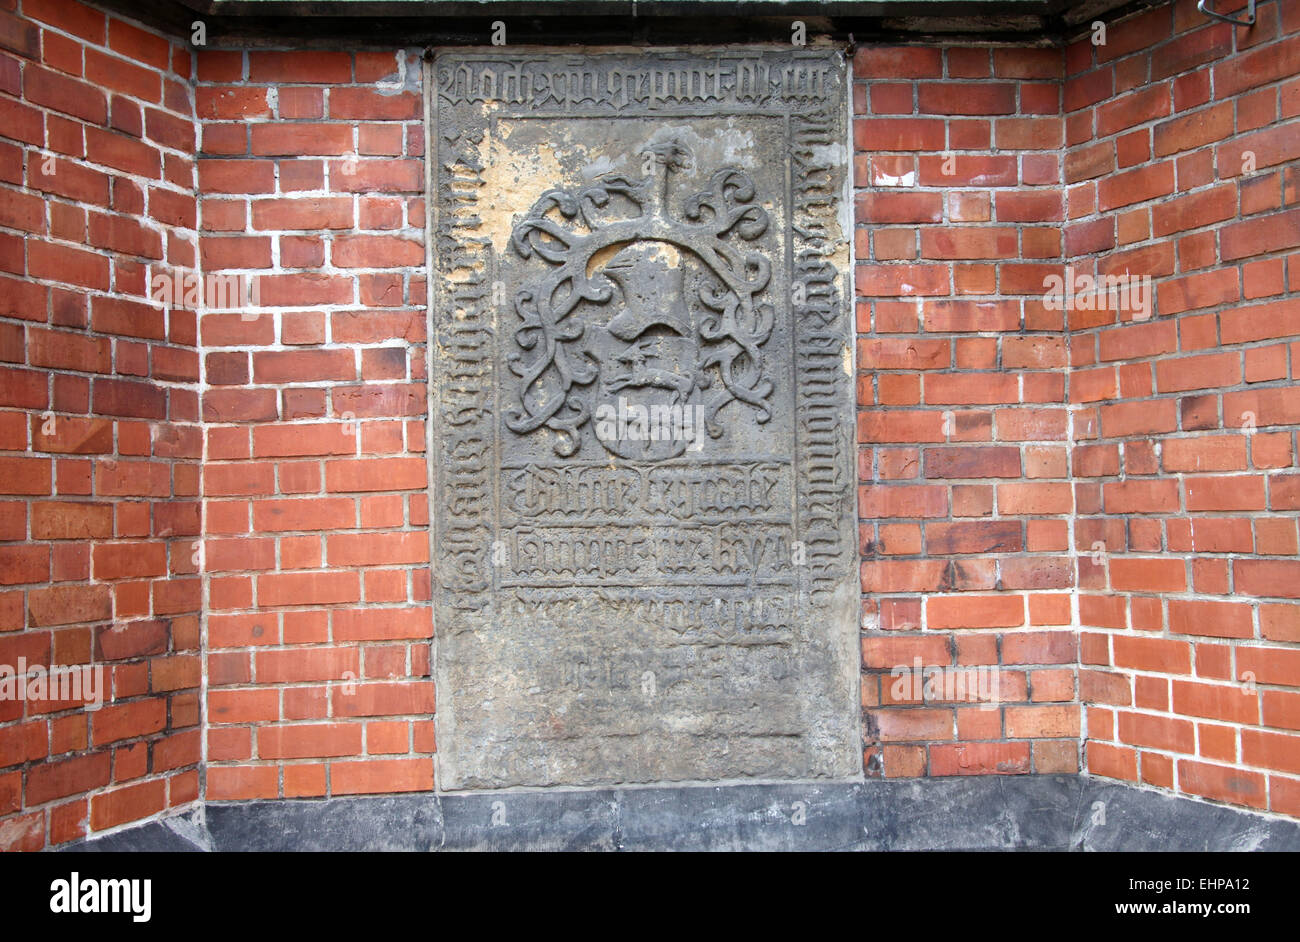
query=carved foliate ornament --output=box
[506,139,775,460]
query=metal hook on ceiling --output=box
[1197,0,1256,27]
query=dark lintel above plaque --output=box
[88,0,1165,45]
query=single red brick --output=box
[330,757,432,795]
[930,742,1030,775]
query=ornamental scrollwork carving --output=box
[505,139,775,460]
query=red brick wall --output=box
[0,0,201,850]
[852,44,1083,778]
[1066,0,1300,817]
[193,47,435,802]
[2,0,1299,850]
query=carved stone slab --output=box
[430,48,859,789]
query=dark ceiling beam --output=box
[85,0,1167,44]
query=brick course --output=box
[1066,0,1300,818]
[853,42,1081,780]
[193,46,433,806]
[0,0,201,850]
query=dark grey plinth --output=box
[59,775,1300,852]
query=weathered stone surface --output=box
[430,49,859,788]
[61,777,1300,851]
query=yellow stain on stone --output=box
[479,124,568,256]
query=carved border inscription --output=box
[431,49,858,789]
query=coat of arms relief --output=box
[505,139,776,460]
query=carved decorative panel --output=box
[430,49,859,788]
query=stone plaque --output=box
[430,48,859,788]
